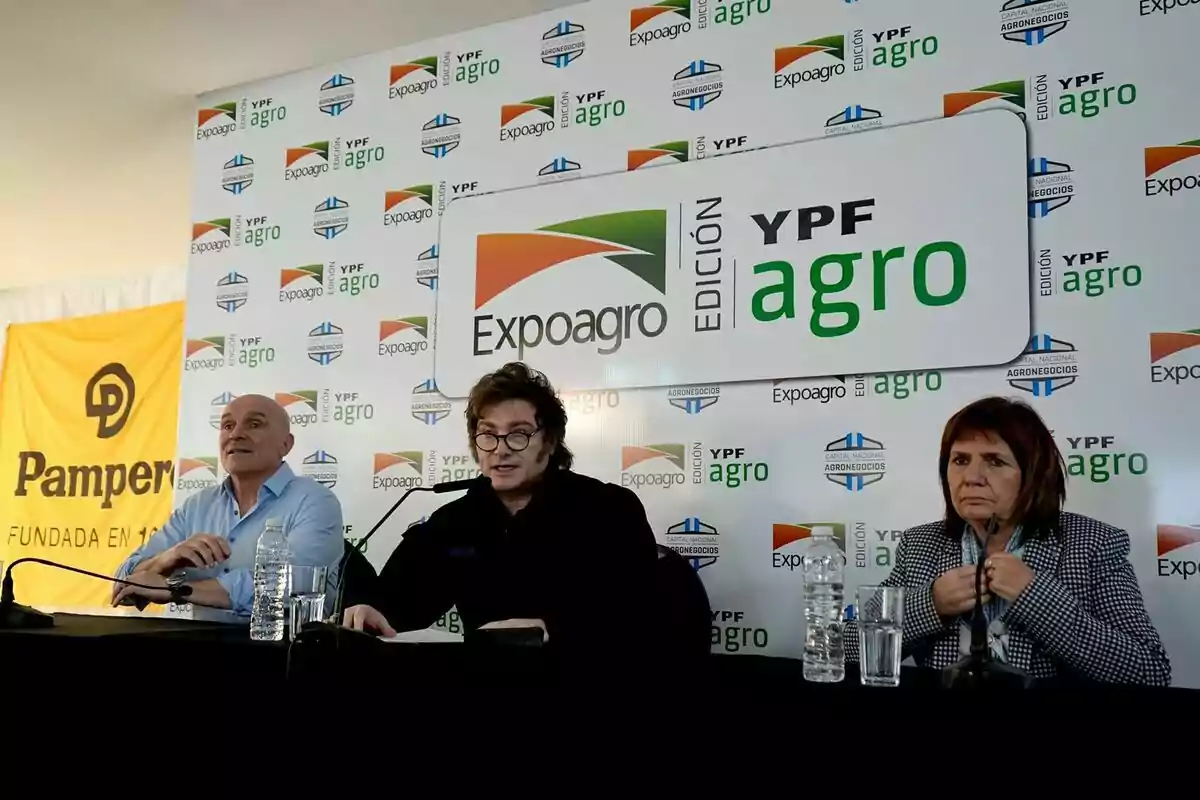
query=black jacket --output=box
[375,469,658,653]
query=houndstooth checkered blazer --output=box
[844,511,1171,686]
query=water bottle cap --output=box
[265,518,283,528]
[811,526,834,538]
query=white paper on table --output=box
[380,627,464,644]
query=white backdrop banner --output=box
[182,0,1200,684]
[434,110,1030,396]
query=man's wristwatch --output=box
[166,572,189,598]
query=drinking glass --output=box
[288,565,328,640]
[857,585,905,687]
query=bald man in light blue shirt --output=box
[112,394,343,616]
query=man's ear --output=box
[281,433,295,458]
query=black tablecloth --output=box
[2,614,1196,714]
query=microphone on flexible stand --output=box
[942,516,1035,689]
[1,557,195,629]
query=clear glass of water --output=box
[288,565,328,640]
[857,585,905,687]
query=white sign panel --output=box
[434,111,1030,397]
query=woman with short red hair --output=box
[846,396,1170,685]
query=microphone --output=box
[329,474,488,625]
[1,557,195,629]
[942,516,1035,689]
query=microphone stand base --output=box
[0,602,55,629]
[942,655,1035,689]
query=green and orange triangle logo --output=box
[1145,139,1200,177]
[1150,328,1200,363]
[380,317,428,341]
[374,451,424,474]
[281,264,324,288]
[628,140,688,171]
[500,96,555,127]
[944,80,1026,118]
[475,210,667,308]
[275,390,318,411]
[197,102,236,127]
[390,57,438,85]
[186,336,225,357]
[621,443,684,471]
[286,141,330,167]
[775,36,845,73]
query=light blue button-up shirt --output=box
[115,462,343,616]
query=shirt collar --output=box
[222,461,295,500]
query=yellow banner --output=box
[0,302,183,609]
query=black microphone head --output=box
[432,474,491,494]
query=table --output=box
[2,615,1195,716]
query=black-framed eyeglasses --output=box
[474,429,539,452]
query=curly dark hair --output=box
[465,362,573,471]
[939,396,1067,538]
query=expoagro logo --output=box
[628,140,688,171]
[373,451,425,491]
[621,443,686,489]
[197,101,237,140]
[379,316,430,357]
[191,218,231,256]
[176,457,219,492]
[471,210,668,359]
[384,185,435,227]
[1144,138,1200,199]
[500,96,556,142]
[280,264,325,304]
[275,390,319,428]
[774,36,846,89]
[184,336,225,372]
[772,521,846,570]
[389,56,439,100]
[1149,327,1200,385]
[943,80,1026,118]
[1157,524,1200,580]
[285,141,329,181]
[630,0,698,46]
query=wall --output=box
[178,0,1200,683]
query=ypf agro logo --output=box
[275,391,320,429]
[301,450,339,488]
[184,336,225,372]
[1158,524,1200,580]
[664,517,720,570]
[318,74,355,116]
[671,60,723,111]
[621,443,686,490]
[421,114,462,158]
[1029,157,1075,218]
[215,272,249,312]
[280,264,325,304]
[542,21,586,67]
[772,522,846,570]
[630,0,699,47]
[628,140,688,170]
[374,451,426,491]
[1000,0,1070,45]
[306,322,345,365]
[389,57,439,100]
[221,154,254,194]
[1149,327,1200,386]
[197,102,237,140]
[415,245,439,290]
[384,186,435,228]
[285,141,329,181]
[1007,333,1080,396]
[774,36,847,89]
[471,210,668,359]
[500,96,556,143]
[539,157,583,184]
[667,385,720,414]
[824,433,886,491]
[177,457,219,492]
[208,391,237,428]
[411,379,452,425]
[313,197,350,239]
[379,317,429,357]
[824,104,884,136]
[944,81,1027,119]
[1144,138,1200,199]
[191,218,231,256]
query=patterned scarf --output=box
[958,524,1026,663]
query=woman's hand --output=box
[984,553,1036,601]
[342,604,397,637]
[932,565,991,617]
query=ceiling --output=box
[0,0,576,290]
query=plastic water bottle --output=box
[802,526,846,682]
[250,518,291,641]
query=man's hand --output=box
[111,571,173,607]
[342,604,397,637]
[144,533,230,575]
[477,618,549,642]
[932,565,991,618]
[984,553,1036,601]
